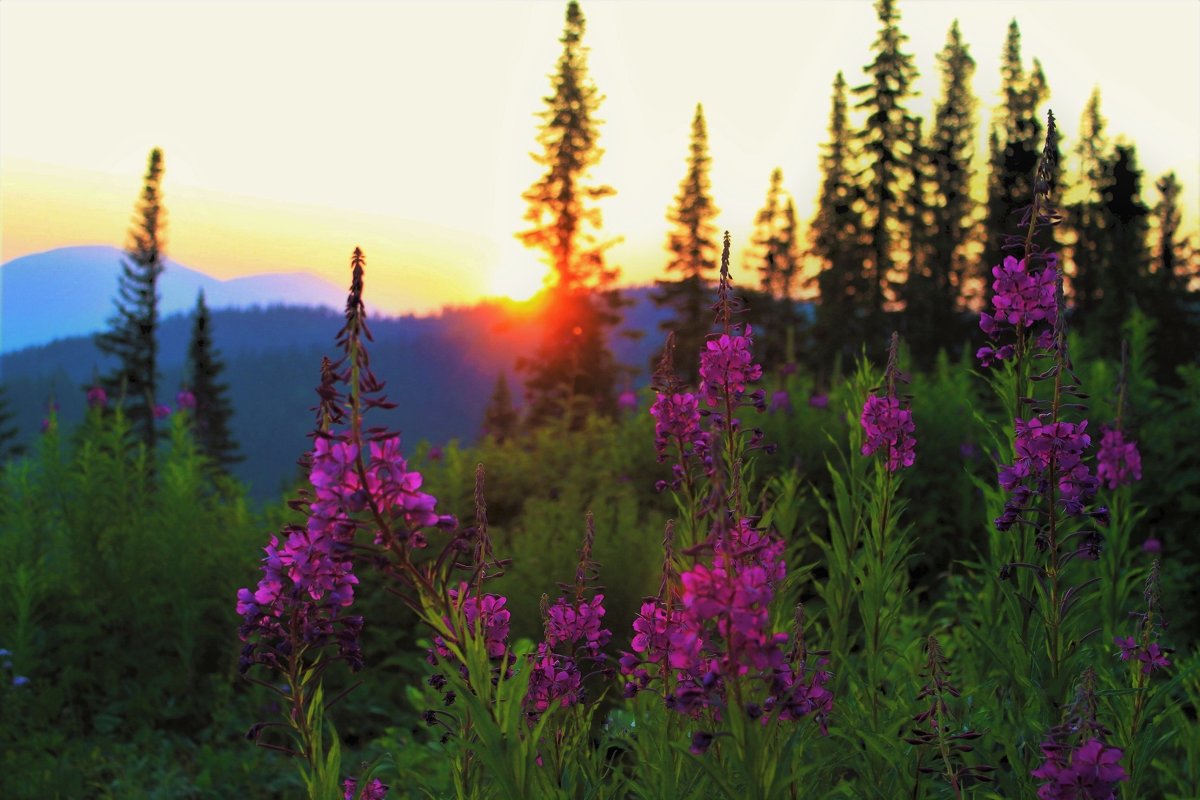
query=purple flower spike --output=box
[1096,427,1142,490]
[860,394,916,471]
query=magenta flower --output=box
[176,389,196,410]
[977,255,1059,367]
[699,327,764,408]
[769,390,792,414]
[153,403,172,419]
[860,394,916,471]
[617,390,638,411]
[1096,427,1142,490]
[808,393,829,410]
[1142,537,1162,554]
[996,416,1099,529]
[343,777,388,800]
[86,386,108,409]
[1031,737,1127,800]
[649,391,712,488]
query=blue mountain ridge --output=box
[1,245,345,353]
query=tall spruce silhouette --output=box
[0,385,23,461]
[186,290,241,473]
[746,167,800,366]
[810,71,867,371]
[853,0,921,353]
[1148,172,1200,380]
[1089,143,1152,357]
[482,371,519,443]
[517,0,621,426]
[1068,88,1110,326]
[97,148,166,452]
[984,21,1053,280]
[653,103,720,382]
[905,20,977,367]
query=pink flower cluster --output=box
[1114,636,1170,675]
[343,777,388,800]
[860,394,916,472]
[1031,738,1127,800]
[526,594,611,715]
[698,328,764,408]
[649,392,711,488]
[996,417,1100,530]
[977,255,1059,367]
[620,520,831,731]
[430,584,512,662]
[239,432,451,675]
[1096,427,1142,491]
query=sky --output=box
[2,0,1198,315]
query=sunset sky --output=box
[2,0,1197,315]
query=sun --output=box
[490,254,549,301]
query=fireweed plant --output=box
[960,111,1152,795]
[225,133,1196,800]
[620,233,834,800]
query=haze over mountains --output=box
[1,246,345,353]
[1,247,671,498]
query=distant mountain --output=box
[0,245,343,352]
[0,289,673,500]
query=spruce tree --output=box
[810,71,868,370]
[905,20,977,367]
[0,385,24,461]
[482,372,520,443]
[186,290,241,472]
[746,168,800,366]
[653,103,720,382]
[97,148,166,452]
[748,168,800,298]
[517,0,621,426]
[1067,88,1110,324]
[1089,143,1151,356]
[853,0,921,352]
[983,21,1053,277]
[1148,172,1199,380]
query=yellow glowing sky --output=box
[2,1,1197,313]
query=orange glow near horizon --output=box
[2,1,1197,317]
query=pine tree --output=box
[983,21,1053,277]
[853,0,922,352]
[810,71,868,370]
[653,103,720,382]
[746,168,800,366]
[97,148,166,452]
[0,385,24,461]
[1147,172,1200,380]
[1089,143,1152,357]
[748,168,800,298]
[1152,172,1190,293]
[905,20,977,367]
[482,372,520,443]
[517,0,621,426]
[186,290,241,472]
[1067,88,1110,323]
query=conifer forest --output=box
[3,2,1200,798]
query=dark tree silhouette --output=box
[96,147,166,453]
[482,371,520,443]
[1147,171,1200,380]
[810,71,868,371]
[905,20,977,367]
[186,290,242,473]
[746,167,800,366]
[0,385,24,461]
[1067,88,1110,324]
[653,103,720,382]
[517,0,622,427]
[984,21,1053,280]
[853,0,922,353]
